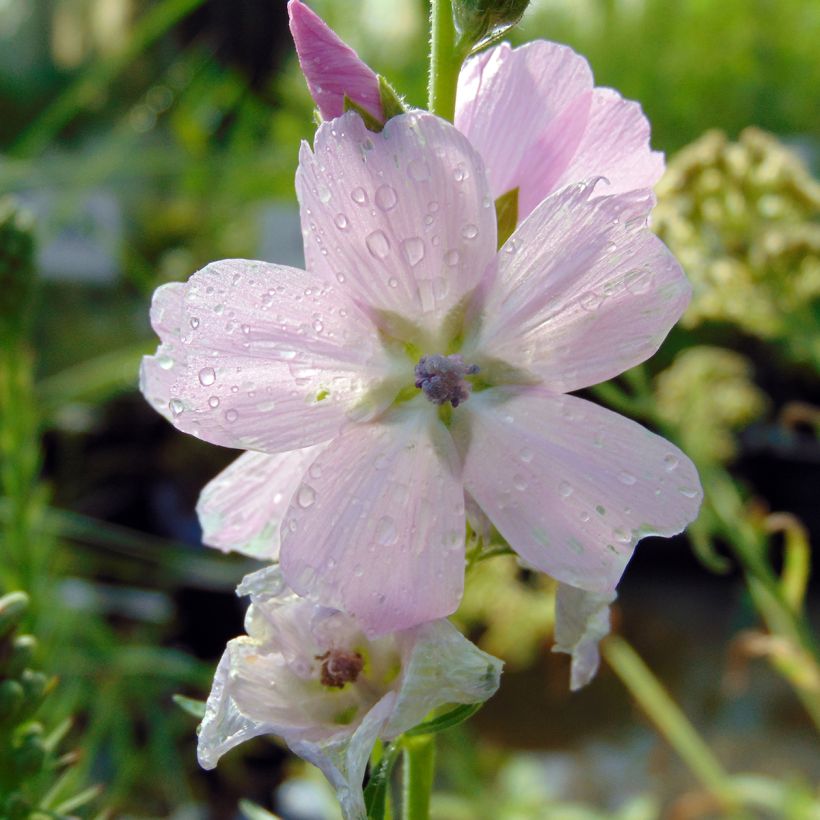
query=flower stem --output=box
[602,635,739,810]
[428,0,465,120]
[402,735,435,820]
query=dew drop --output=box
[625,267,654,295]
[513,474,527,491]
[208,396,220,408]
[428,200,439,213]
[313,319,324,333]
[224,409,238,423]
[190,317,200,329]
[366,230,391,259]
[334,213,349,230]
[297,484,316,508]
[444,249,460,266]
[317,184,332,204]
[407,158,430,182]
[559,481,573,499]
[578,291,603,311]
[375,184,398,211]
[519,447,534,463]
[618,470,637,486]
[169,398,183,416]
[351,187,368,205]
[308,463,322,479]
[335,271,346,283]
[453,164,469,182]
[401,236,425,267]
[375,515,398,546]
[198,367,216,386]
[613,527,631,544]
[158,354,174,371]
[388,277,399,288]
[432,277,449,299]
[461,223,479,240]
[678,486,699,499]
[664,454,679,472]
[580,511,591,522]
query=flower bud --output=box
[13,723,47,778]
[0,679,25,724]
[5,635,37,680]
[0,592,29,641]
[453,0,530,49]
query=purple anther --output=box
[317,649,364,688]
[414,354,480,408]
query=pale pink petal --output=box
[456,42,663,220]
[470,184,690,393]
[550,89,664,199]
[140,283,187,422]
[383,620,502,737]
[455,42,593,207]
[552,583,615,691]
[197,446,325,560]
[296,111,496,343]
[142,259,395,452]
[454,388,702,595]
[288,0,383,122]
[280,403,466,635]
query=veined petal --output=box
[296,111,496,343]
[280,403,466,635]
[197,446,325,560]
[454,388,702,594]
[384,619,502,737]
[288,0,383,122]
[455,42,593,212]
[552,583,616,691]
[470,184,690,393]
[141,259,394,452]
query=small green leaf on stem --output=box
[172,694,206,720]
[404,703,483,737]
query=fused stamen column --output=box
[414,354,479,408]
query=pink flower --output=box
[198,566,501,820]
[141,110,701,641]
[288,3,662,221]
[288,0,383,123]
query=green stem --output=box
[428,0,466,120]
[402,735,435,820]
[602,636,738,810]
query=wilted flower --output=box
[141,110,701,643]
[288,2,662,224]
[198,567,501,820]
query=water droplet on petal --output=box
[375,184,398,211]
[664,454,679,471]
[366,230,391,259]
[224,409,238,423]
[559,481,573,499]
[613,527,631,544]
[190,317,200,329]
[678,486,699,499]
[618,471,637,486]
[578,291,603,311]
[444,249,460,266]
[208,396,220,408]
[317,184,332,203]
[198,367,216,386]
[297,484,316,508]
[334,213,349,230]
[400,236,425,266]
[461,223,479,240]
[519,447,534,463]
[351,187,368,205]
[169,398,183,416]
[513,474,527,491]
[335,271,346,283]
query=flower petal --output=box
[454,388,702,594]
[296,111,496,342]
[470,184,690,393]
[552,583,615,691]
[384,619,502,737]
[141,259,394,452]
[197,446,325,560]
[280,403,466,635]
[455,41,593,212]
[288,0,383,122]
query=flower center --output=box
[316,649,364,688]
[414,354,479,408]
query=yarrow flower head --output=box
[197,567,501,820]
[141,107,702,650]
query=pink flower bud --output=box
[288,0,383,122]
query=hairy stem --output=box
[428,0,466,120]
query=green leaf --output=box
[494,188,519,249]
[404,703,484,737]
[364,742,400,820]
[171,694,206,720]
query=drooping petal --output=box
[455,42,593,208]
[140,282,187,423]
[296,111,496,344]
[454,388,702,595]
[196,445,325,560]
[383,619,502,737]
[280,402,466,635]
[288,0,383,122]
[141,259,395,452]
[470,183,690,393]
[552,583,616,691]
[455,41,662,220]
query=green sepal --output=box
[6,635,37,679]
[494,188,519,249]
[453,0,530,52]
[172,693,207,720]
[404,702,484,737]
[378,75,407,121]
[344,95,385,133]
[13,724,47,778]
[0,592,29,641]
